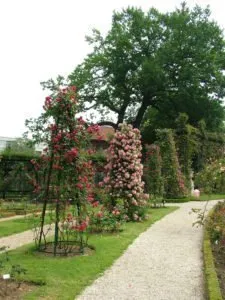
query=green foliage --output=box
[69,4,225,131]
[203,230,223,300]
[25,82,99,255]
[193,121,225,172]
[0,246,27,285]
[174,113,194,193]
[0,214,49,238]
[144,144,164,205]
[204,202,225,300]
[1,138,37,158]
[206,201,225,250]
[156,129,186,198]
[0,157,36,200]
[195,159,225,194]
[0,139,38,200]
[89,204,125,233]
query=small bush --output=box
[89,205,125,232]
[206,201,225,248]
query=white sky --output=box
[0,0,224,137]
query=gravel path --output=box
[0,224,53,252]
[0,211,45,223]
[0,214,32,223]
[77,200,220,300]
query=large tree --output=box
[69,3,225,130]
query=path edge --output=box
[203,225,223,300]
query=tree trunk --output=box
[132,97,151,128]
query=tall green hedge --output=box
[156,129,186,198]
[144,144,164,202]
[175,113,195,193]
[0,153,39,199]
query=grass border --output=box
[203,227,223,300]
[166,194,225,203]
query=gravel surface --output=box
[0,211,43,223]
[0,224,53,252]
[77,200,220,300]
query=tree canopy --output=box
[69,3,225,131]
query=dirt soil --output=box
[37,242,95,257]
[0,279,36,300]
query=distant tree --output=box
[69,3,225,131]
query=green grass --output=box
[0,202,43,218]
[166,194,225,203]
[196,194,225,201]
[165,197,190,203]
[203,229,223,300]
[0,214,51,238]
[1,206,177,300]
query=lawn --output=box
[0,206,178,300]
[166,193,225,203]
[0,201,43,218]
[0,214,51,238]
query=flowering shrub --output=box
[26,80,101,255]
[206,201,225,250]
[144,144,164,206]
[195,158,225,194]
[104,123,148,221]
[89,204,125,232]
[156,129,186,198]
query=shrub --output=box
[89,204,125,232]
[206,201,225,250]
[156,129,186,198]
[144,144,164,206]
[26,81,101,255]
[104,123,148,221]
[175,113,194,193]
[195,158,225,194]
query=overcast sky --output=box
[0,0,224,137]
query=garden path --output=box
[77,200,220,300]
[0,213,33,223]
[0,224,53,252]
[0,210,47,223]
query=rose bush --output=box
[89,204,125,232]
[26,81,101,255]
[104,123,148,221]
[195,158,225,194]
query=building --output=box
[0,136,17,152]
[91,126,115,150]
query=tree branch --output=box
[97,121,117,129]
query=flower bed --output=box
[205,201,225,299]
